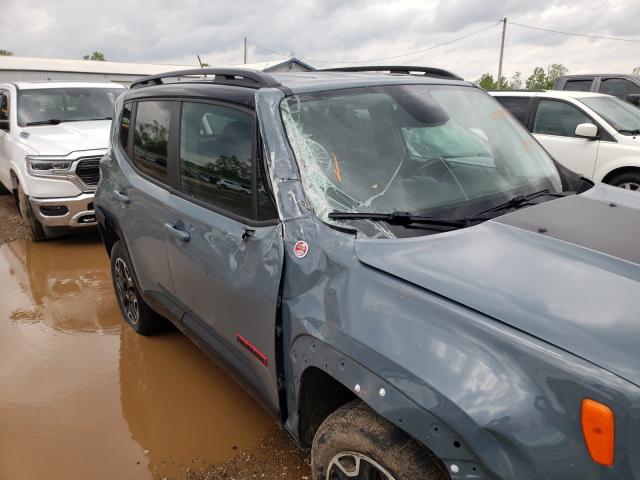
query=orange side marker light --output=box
[581,399,615,466]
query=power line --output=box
[509,21,640,44]
[421,32,502,61]
[247,22,500,66]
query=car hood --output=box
[18,120,112,155]
[355,185,640,386]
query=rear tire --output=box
[607,171,640,192]
[311,400,446,480]
[17,183,48,241]
[110,240,165,336]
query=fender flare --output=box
[289,334,496,480]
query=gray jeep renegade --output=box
[96,66,640,480]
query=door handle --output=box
[164,223,190,242]
[113,190,130,204]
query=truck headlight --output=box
[26,155,73,175]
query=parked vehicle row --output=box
[94,67,640,480]
[554,73,640,106]
[492,90,640,191]
[0,82,124,240]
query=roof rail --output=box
[130,68,282,90]
[321,66,463,80]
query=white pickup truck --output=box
[0,82,125,240]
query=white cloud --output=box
[0,0,638,81]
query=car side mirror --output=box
[575,123,599,139]
[0,119,9,132]
[626,94,640,106]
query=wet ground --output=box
[0,195,310,479]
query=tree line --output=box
[478,64,640,91]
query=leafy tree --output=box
[633,66,640,75]
[83,51,106,61]
[508,71,523,90]
[0,49,13,56]
[201,62,210,67]
[525,64,568,90]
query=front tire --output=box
[311,400,446,480]
[608,171,640,192]
[17,183,47,241]
[110,240,165,336]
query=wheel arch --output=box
[600,165,640,185]
[289,335,486,479]
[95,204,122,257]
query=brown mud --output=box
[0,236,310,479]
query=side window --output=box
[533,100,591,137]
[0,91,9,121]
[600,78,640,99]
[119,102,132,153]
[495,97,531,127]
[564,79,593,92]
[132,101,171,184]
[179,102,253,218]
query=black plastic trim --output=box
[321,65,463,80]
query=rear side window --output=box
[495,97,531,127]
[119,102,132,152]
[600,78,640,99]
[179,102,253,218]
[133,101,171,183]
[564,79,593,92]
[533,99,590,137]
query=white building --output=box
[0,56,315,86]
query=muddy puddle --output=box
[0,237,295,480]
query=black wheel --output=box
[17,182,48,241]
[110,240,165,336]
[311,400,446,480]
[607,171,640,192]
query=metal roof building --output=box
[0,56,314,85]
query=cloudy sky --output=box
[1,0,638,81]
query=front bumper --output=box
[29,193,96,228]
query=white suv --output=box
[491,90,640,191]
[0,82,125,240]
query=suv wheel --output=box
[110,241,165,336]
[608,171,640,192]
[311,400,446,480]
[17,183,48,241]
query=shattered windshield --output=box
[280,84,563,238]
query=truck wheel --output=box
[17,183,48,241]
[608,171,640,192]
[311,400,446,480]
[110,240,165,336]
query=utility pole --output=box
[497,17,507,89]
[244,37,247,64]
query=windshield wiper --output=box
[472,189,573,217]
[25,119,63,126]
[619,128,640,136]
[328,211,477,229]
[25,117,112,126]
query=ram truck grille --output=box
[76,157,102,187]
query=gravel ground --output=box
[0,190,29,245]
[180,423,312,480]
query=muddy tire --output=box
[17,183,48,242]
[607,171,640,192]
[311,400,446,480]
[110,240,164,336]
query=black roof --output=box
[127,66,471,98]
